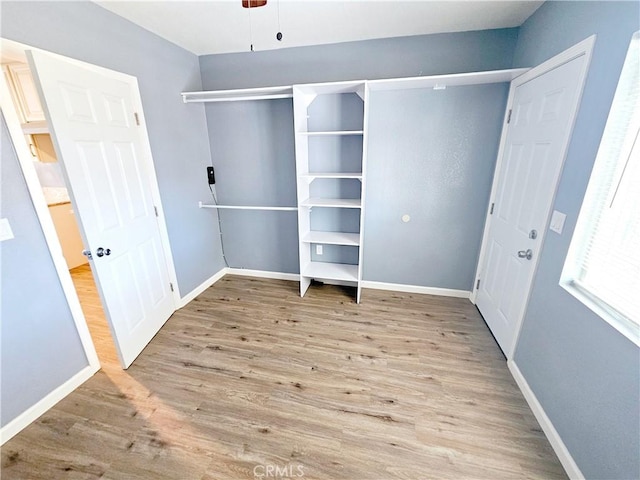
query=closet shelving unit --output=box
[293,81,368,303]
[183,68,529,303]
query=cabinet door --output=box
[6,63,45,123]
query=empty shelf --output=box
[294,80,366,96]
[303,262,358,282]
[302,231,360,246]
[367,68,530,91]
[297,131,364,136]
[299,172,363,180]
[300,198,361,208]
[182,85,293,103]
[199,202,297,211]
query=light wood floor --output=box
[69,264,121,368]
[1,271,567,479]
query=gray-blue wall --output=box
[200,29,517,287]
[5,5,636,477]
[199,29,518,89]
[204,99,299,273]
[365,84,508,289]
[1,114,89,426]
[512,2,640,478]
[0,1,223,427]
[1,1,224,296]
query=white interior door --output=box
[29,50,175,368]
[475,44,592,359]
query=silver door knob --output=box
[82,249,93,260]
[517,249,533,260]
[96,247,111,257]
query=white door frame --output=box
[471,35,596,358]
[2,66,101,445]
[2,71,102,362]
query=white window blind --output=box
[562,31,640,343]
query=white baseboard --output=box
[220,270,471,299]
[0,364,98,445]
[361,280,471,299]
[226,268,299,282]
[177,267,227,308]
[508,360,583,480]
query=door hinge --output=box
[506,109,512,124]
[154,206,159,217]
[490,203,495,215]
[476,279,481,290]
[134,112,140,126]
[170,282,174,292]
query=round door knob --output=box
[96,247,111,257]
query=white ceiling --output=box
[94,1,544,56]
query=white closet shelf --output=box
[297,131,363,136]
[182,85,293,103]
[302,231,360,246]
[300,198,362,208]
[181,69,529,103]
[302,262,358,282]
[299,172,363,180]
[367,68,530,91]
[199,202,297,211]
[294,80,366,96]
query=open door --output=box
[474,38,594,359]
[29,50,175,368]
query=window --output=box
[561,31,640,345]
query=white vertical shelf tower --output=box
[293,81,369,303]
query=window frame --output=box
[560,31,640,346]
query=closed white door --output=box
[475,51,590,358]
[29,51,175,368]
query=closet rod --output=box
[199,202,297,211]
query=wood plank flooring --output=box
[68,264,120,368]
[1,273,567,479]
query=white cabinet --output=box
[293,81,369,303]
[4,63,46,124]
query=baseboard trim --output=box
[362,280,471,299]
[0,364,98,446]
[218,271,472,299]
[177,268,227,308]
[226,268,299,282]
[508,360,583,479]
